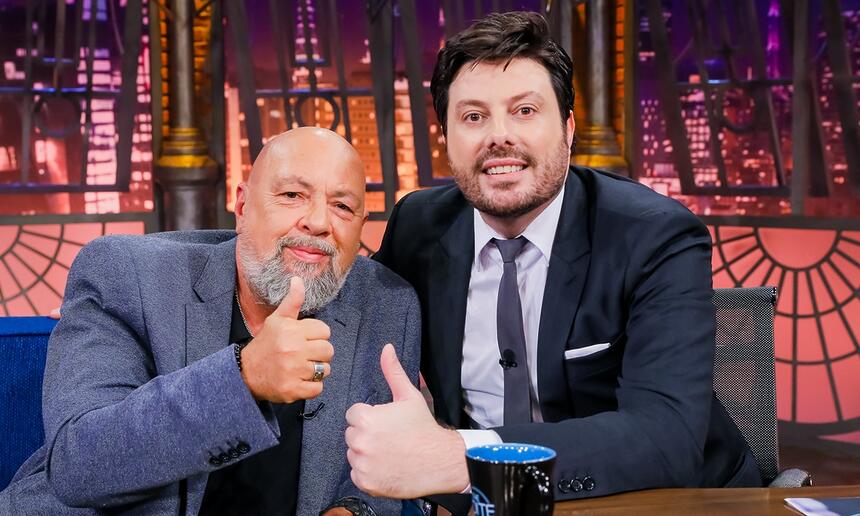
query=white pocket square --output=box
[564,342,611,360]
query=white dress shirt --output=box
[458,185,565,450]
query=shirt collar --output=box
[473,182,566,270]
[230,290,253,344]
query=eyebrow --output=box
[453,91,546,112]
[330,189,361,205]
[271,174,362,204]
[454,99,490,112]
[509,91,546,104]
[271,174,313,191]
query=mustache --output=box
[273,235,337,257]
[472,146,536,172]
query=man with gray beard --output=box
[239,234,345,314]
[1,127,421,516]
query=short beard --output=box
[239,234,351,314]
[450,136,570,219]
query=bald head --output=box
[235,127,368,312]
[248,127,364,190]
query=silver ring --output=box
[311,361,325,382]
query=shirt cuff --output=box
[456,429,503,494]
[457,429,503,450]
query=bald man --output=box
[1,128,421,516]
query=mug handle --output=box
[525,465,553,506]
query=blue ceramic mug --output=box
[466,443,556,516]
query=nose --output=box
[485,115,515,149]
[299,198,331,237]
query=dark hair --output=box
[430,11,574,135]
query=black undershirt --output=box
[198,296,305,515]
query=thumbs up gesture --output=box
[345,344,470,498]
[240,277,334,403]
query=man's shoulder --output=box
[344,256,415,296]
[336,256,419,318]
[573,166,700,226]
[91,229,235,248]
[395,183,467,216]
[398,182,463,205]
[80,230,235,258]
[386,183,469,245]
[70,230,236,290]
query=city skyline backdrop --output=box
[0,0,858,218]
[0,0,858,453]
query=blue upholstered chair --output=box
[0,316,57,490]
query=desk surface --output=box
[554,485,860,515]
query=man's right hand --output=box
[239,276,334,403]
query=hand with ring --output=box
[239,277,334,403]
[311,361,327,382]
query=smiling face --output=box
[444,58,574,223]
[235,127,367,312]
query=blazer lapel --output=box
[182,237,238,511]
[297,296,361,513]
[537,171,593,421]
[185,238,238,366]
[426,206,473,427]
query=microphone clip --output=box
[298,402,325,420]
[499,350,518,370]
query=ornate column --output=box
[572,0,628,174]
[155,0,218,230]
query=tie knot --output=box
[492,236,528,263]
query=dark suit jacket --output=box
[374,166,760,504]
[1,230,421,516]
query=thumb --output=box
[275,276,305,319]
[381,343,419,402]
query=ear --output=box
[565,111,575,149]
[235,182,248,233]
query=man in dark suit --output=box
[344,11,761,510]
[1,128,420,515]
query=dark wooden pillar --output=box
[790,0,810,215]
[154,0,218,230]
[572,0,628,174]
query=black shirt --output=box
[198,296,305,515]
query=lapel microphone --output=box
[499,349,518,369]
[298,402,325,420]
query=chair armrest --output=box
[768,468,813,487]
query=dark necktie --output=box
[492,236,532,425]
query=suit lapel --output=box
[537,171,592,420]
[185,238,237,366]
[426,206,473,427]
[297,296,361,512]
[182,238,238,510]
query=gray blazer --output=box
[0,230,421,516]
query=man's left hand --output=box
[345,344,470,498]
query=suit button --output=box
[571,478,583,492]
[209,456,222,466]
[229,447,241,459]
[583,476,595,491]
[218,452,230,463]
[557,479,571,493]
[237,442,251,454]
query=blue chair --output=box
[0,316,57,490]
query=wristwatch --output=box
[320,496,377,516]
